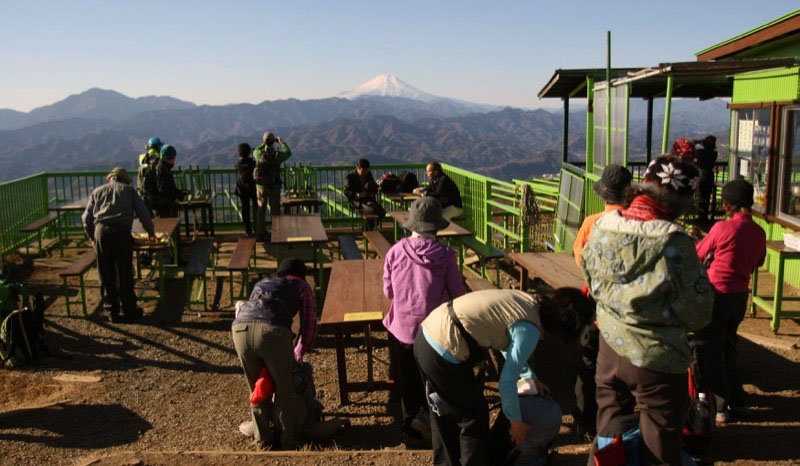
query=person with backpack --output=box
[232,258,317,449]
[82,167,156,323]
[414,288,594,466]
[253,131,292,240]
[137,137,163,213]
[344,158,386,223]
[581,156,713,466]
[382,197,466,443]
[414,162,463,220]
[153,144,185,218]
[694,178,766,424]
[235,143,258,236]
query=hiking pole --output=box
[13,309,35,361]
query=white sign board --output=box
[738,120,754,152]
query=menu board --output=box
[738,120,754,152]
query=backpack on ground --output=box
[378,173,401,194]
[399,171,419,193]
[683,365,715,454]
[0,281,47,368]
[293,361,324,433]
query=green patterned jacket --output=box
[581,210,713,374]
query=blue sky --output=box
[1,1,798,111]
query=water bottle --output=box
[695,392,710,432]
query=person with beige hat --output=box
[82,167,155,323]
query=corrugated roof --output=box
[537,59,800,100]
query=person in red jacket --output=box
[694,178,766,424]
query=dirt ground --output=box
[1,234,799,466]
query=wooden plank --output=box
[388,210,471,238]
[466,277,495,291]
[133,217,180,237]
[271,215,328,244]
[20,212,59,232]
[185,238,214,276]
[363,231,392,259]
[338,235,362,260]
[60,251,96,277]
[227,237,256,271]
[509,252,584,290]
[320,260,389,325]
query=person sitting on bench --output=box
[383,197,466,443]
[414,162,463,220]
[344,158,386,221]
[232,257,317,449]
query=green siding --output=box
[753,216,800,290]
[732,66,800,104]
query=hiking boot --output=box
[239,420,254,438]
[410,411,431,440]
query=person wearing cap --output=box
[153,144,185,218]
[414,287,594,465]
[253,131,292,239]
[571,164,631,438]
[382,197,466,442]
[138,136,162,167]
[573,164,632,268]
[232,257,317,449]
[82,167,156,323]
[581,155,713,466]
[413,162,463,220]
[694,178,765,424]
[670,137,696,161]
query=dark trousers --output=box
[238,192,258,235]
[154,201,178,218]
[94,223,136,317]
[390,333,426,429]
[257,188,281,237]
[691,291,748,410]
[590,337,688,466]
[414,331,488,466]
[696,170,714,219]
[574,323,599,436]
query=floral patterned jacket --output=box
[580,210,713,374]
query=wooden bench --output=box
[363,231,393,260]
[226,237,257,305]
[466,277,495,291]
[338,235,363,260]
[59,251,96,316]
[460,236,506,286]
[185,238,215,311]
[20,212,61,256]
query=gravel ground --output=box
[1,237,799,465]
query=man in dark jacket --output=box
[154,144,184,218]
[82,167,155,323]
[694,135,718,222]
[235,143,257,236]
[343,159,385,220]
[414,162,463,220]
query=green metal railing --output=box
[0,173,49,256]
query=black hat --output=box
[722,178,754,208]
[403,197,450,233]
[276,257,306,278]
[592,164,632,204]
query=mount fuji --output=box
[338,73,498,111]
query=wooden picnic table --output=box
[280,195,321,215]
[177,192,214,238]
[388,210,471,240]
[129,217,181,310]
[49,197,91,251]
[509,251,584,291]
[751,241,800,334]
[271,214,329,302]
[383,192,419,210]
[320,259,393,405]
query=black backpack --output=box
[0,282,47,368]
[378,173,401,194]
[399,171,419,193]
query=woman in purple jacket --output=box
[383,197,466,442]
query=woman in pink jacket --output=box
[383,197,466,442]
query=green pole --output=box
[661,74,673,154]
[585,76,595,174]
[606,31,612,168]
[562,98,569,163]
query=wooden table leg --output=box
[335,327,349,405]
[520,267,529,291]
[365,323,373,386]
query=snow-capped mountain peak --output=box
[338,73,437,102]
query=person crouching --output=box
[232,257,316,449]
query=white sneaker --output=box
[239,420,254,438]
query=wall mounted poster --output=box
[738,120,754,152]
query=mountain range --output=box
[0,74,731,182]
